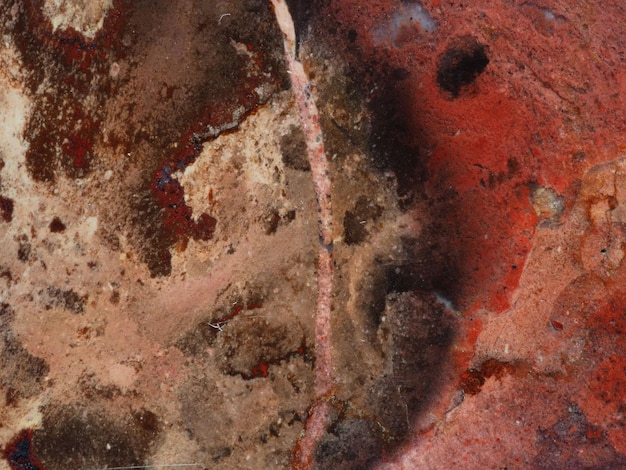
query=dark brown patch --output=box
[367,292,454,436]
[280,125,309,171]
[0,196,14,223]
[32,404,162,469]
[131,408,161,434]
[343,196,383,245]
[48,217,66,233]
[16,235,32,263]
[0,304,50,400]
[77,372,122,401]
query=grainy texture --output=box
[2,0,626,469]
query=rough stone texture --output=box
[1,0,626,469]
[315,0,626,468]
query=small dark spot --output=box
[507,157,520,176]
[5,387,19,407]
[347,29,357,42]
[269,422,280,437]
[0,196,14,223]
[437,36,489,97]
[17,237,31,263]
[460,359,516,395]
[212,446,232,463]
[77,372,121,400]
[0,268,13,286]
[109,290,120,304]
[49,217,66,232]
[572,150,586,163]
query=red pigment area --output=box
[15,0,126,182]
[149,41,281,251]
[578,289,626,453]
[12,0,286,276]
[250,360,270,378]
[325,0,626,314]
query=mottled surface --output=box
[316,0,626,468]
[1,0,626,469]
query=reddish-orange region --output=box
[465,318,483,346]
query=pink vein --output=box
[269,0,334,468]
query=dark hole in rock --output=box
[437,36,489,97]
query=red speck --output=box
[550,320,564,331]
[252,361,269,378]
[585,427,604,442]
[460,369,485,395]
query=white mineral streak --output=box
[43,0,114,39]
[269,0,334,467]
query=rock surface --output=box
[1,0,625,469]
